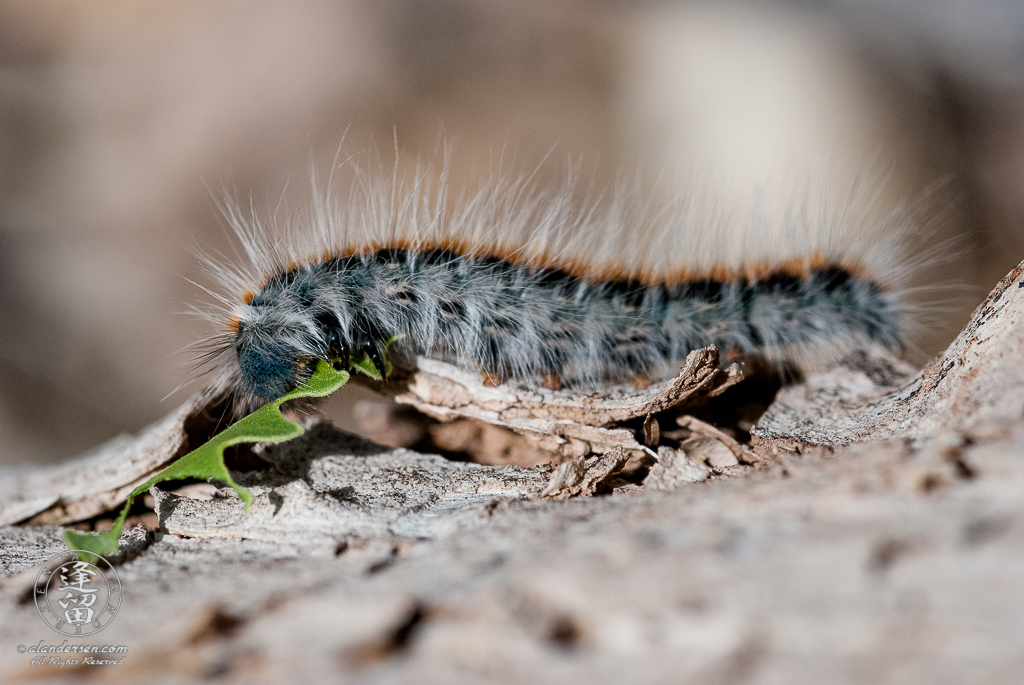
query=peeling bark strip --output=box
[752,259,1024,451]
[0,398,198,526]
[390,346,743,456]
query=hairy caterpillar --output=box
[195,154,919,406]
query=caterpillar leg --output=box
[315,313,351,372]
[541,374,562,391]
[358,338,388,380]
[480,370,503,387]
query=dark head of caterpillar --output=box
[234,326,313,401]
[233,322,387,401]
[232,270,391,401]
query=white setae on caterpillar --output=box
[195,153,920,407]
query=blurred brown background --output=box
[1,0,1021,466]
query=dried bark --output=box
[0,399,199,527]
[388,347,743,457]
[1,263,1023,684]
[753,261,1024,450]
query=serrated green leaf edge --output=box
[62,360,350,558]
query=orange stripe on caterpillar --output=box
[230,238,870,303]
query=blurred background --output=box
[1,0,1021,466]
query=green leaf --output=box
[349,334,402,381]
[63,360,350,558]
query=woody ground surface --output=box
[0,262,1023,684]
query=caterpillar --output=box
[194,154,919,407]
